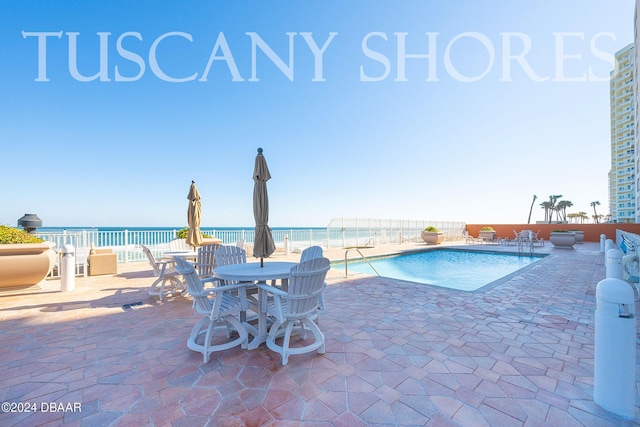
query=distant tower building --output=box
[610,43,635,223]
[635,0,640,221]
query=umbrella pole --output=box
[260,257,264,268]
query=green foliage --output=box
[0,225,44,244]
[480,226,495,231]
[175,227,212,239]
[424,226,440,232]
[552,230,570,232]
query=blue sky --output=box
[0,1,635,228]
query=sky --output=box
[0,1,636,228]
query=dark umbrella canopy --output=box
[186,181,203,248]
[253,148,275,265]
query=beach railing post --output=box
[60,244,76,292]
[124,230,129,263]
[82,230,88,277]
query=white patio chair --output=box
[532,230,544,247]
[169,238,191,251]
[141,244,185,300]
[300,245,323,261]
[300,246,325,313]
[214,245,258,321]
[258,257,330,365]
[214,245,247,268]
[174,257,248,363]
[194,244,221,279]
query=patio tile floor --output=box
[0,241,639,426]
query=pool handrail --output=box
[344,248,380,278]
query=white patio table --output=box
[213,261,297,350]
[164,250,198,260]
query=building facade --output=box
[610,43,636,223]
[635,0,640,221]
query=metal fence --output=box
[325,218,466,247]
[36,218,467,277]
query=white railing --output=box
[36,218,467,277]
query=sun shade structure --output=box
[252,148,276,267]
[186,181,203,248]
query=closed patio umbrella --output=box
[253,148,275,267]
[186,181,203,248]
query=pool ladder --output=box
[517,237,534,256]
[344,248,380,278]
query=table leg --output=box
[247,283,269,350]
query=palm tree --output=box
[540,201,552,223]
[578,211,588,224]
[556,200,573,223]
[527,195,537,224]
[544,195,562,223]
[591,201,601,224]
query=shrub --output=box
[0,225,44,244]
[175,226,212,239]
[424,226,440,232]
[480,226,495,231]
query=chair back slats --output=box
[214,246,247,285]
[141,244,161,276]
[196,244,221,277]
[169,238,190,251]
[285,258,330,319]
[175,258,212,314]
[214,245,247,266]
[300,246,323,262]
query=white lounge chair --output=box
[258,257,330,365]
[141,244,185,300]
[174,257,248,363]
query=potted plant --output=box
[421,226,444,245]
[549,230,576,248]
[0,225,56,288]
[478,226,496,242]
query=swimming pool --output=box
[337,249,542,291]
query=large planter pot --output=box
[549,232,576,249]
[0,242,56,288]
[421,231,444,245]
[569,231,584,243]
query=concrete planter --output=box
[421,231,444,245]
[0,242,56,288]
[569,230,584,243]
[550,232,576,249]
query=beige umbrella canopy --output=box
[186,181,203,248]
[253,148,275,267]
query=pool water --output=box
[339,249,541,291]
